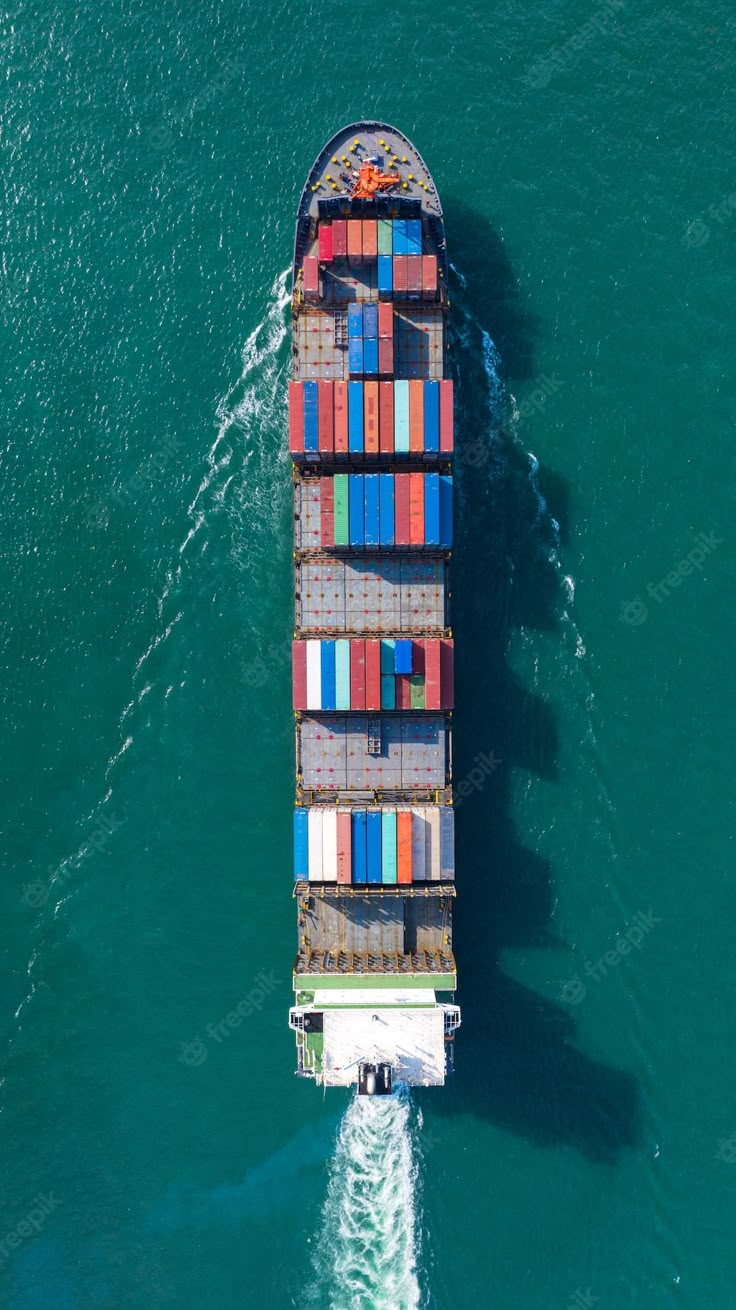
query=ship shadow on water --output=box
[425,202,641,1164]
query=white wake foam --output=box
[94,267,291,809]
[309,1085,422,1310]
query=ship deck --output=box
[295,557,449,633]
[297,713,449,794]
[296,122,443,225]
[293,303,445,381]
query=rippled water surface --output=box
[2,2,735,1306]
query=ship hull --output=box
[287,123,460,1089]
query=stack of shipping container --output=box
[292,205,453,897]
[289,376,454,455]
[302,217,439,304]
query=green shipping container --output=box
[394,380,410,452]
[335,640,351,709]
[381,810,397,884]
[380,638,395,673]
[410,674,425,709]
[377,218,393,256]
[380,674,396,709]
[333,475,349,545]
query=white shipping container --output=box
[306,639,322,710]
[322,809,338,882]
[308,808,323,881]
[411,807,426,881]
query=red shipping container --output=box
[362,219,377,260]
[424,638,441,710]
[320,476,334,549]
[303,256,319,299]
[365,640,381,711]
[407,255,422,293]
[364,382,379,455]
[421,254,437,298]
[378,303,394,338]
[334,382,349,453]
[440,639,454,709]
[439,380,454,453]
[409,472,425,544]
[397,811,413,883]
[350,639,366,710]
[378,337,393,375]
[393,256,408,294]
[318,224,333,263]
[292,640,307,710]
[336,810,352,884]
[332,219,347,258]
[395,674,412,710]
[394,473,411,545]
[347,220,362,264]
[289,381,304,455]
[412,639,426,678]
[379,383,394,453]
[318,381,334,454]
[409,380,424,453]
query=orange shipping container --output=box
[409,380,424,453]
[378,302,394,338]
[409,472,425,544]
[397,811,413,883]
[362,219,378,260]
[334,382,349,453]
[347,220,362,264]
[421,254,437,297]
[364,382,379,455]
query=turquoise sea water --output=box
[2,2,735,1306]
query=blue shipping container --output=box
[348,303,363,337]
[293,809,309,880]
[424,472,440,547]
[363,337,378,376]
[380,638,396,674]
[320,640,336,711]
[303,381,318,452]
[407,219,422,255]
[348,382,364,452]
[349,474,365,546]
[366,812,382,884]
[423,380,440,452]
[352,810,367,884]
[348,337,364,376]
[364,474,380,546]
[379,473,395,546]
[439,474,453,547]
[380,674,396,709]
[377,256,393,296]
[394,638,412,674]
[363,303,378,337]
[392,219,408,255]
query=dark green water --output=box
[2,2,735,1306]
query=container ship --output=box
[287,123,460,1094]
